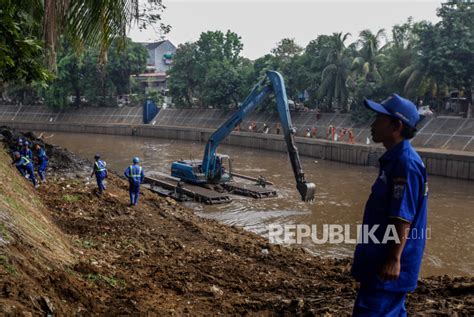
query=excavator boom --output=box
[172,70,315,202]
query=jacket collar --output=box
[379,139,409,164]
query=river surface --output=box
[47,132,473,277]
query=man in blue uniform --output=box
[15,138,23,152]
[12,151,38,188]
[351,94,429,316]
[20,141,33,160]
[34,144,49,183]
[124,157,144,206]
[90,154,107,194]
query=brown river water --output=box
[47,132,473,277]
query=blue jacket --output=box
[15,156,33,169]
[352,140,428,292]
[124,164,144,184]
[93,160,107,177]
[21,148,33,160]
[36,147,49,163]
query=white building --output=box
[136,40,176,94]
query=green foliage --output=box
[317,33,353,111]
[40,38,148,109]
[106,39,148,95]
[0,255,17,275]
[419,2,473,94]
[85,273,126,289]
[0,0,51,84]
[202,61,242,109]
[168,30,247,108]
[0,0,167,87]
[63,194,81,202]
[167,2,471,124]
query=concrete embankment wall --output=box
[2,105,474,151]
[2,120,473,181]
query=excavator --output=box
[171,71,316,202]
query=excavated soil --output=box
[0,129,473,315]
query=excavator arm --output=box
[201,70,315,202]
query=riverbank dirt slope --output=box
[0,130,473,315]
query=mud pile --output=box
[0,132,473,315]
[0,127,90,175]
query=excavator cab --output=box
[210,154,232,183]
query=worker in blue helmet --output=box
[21,141,33,160]
[12,151,38,188]
[351,94,428,316]
[124,157,144,206]
[15,138,23,152]
[34,143,49,183]
[90,154,107,195]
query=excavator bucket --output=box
[297,181,316,202]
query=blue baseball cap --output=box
[364,94,420,128]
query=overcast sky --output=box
[128,0,442,60]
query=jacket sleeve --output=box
[388,159,423,223]
[124,167,129,178]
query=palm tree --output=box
[317,32,353,111]
[352,29,387,83]
[42,0,166,70]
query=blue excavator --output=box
[171,71,316,202]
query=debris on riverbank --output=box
[1,128,473,315]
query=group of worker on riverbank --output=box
[9,138,48,188]
[8,138,145,207]
[241,122,356,144]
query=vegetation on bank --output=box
[0,0,168,107]
[168,1,473,119]
[1,1,472,121]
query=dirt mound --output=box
[1,133,473,315]
[1,127,89,175]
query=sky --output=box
[128,0,442,60]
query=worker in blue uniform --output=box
[15,138,23,152]
[34,144,49,183]
[21,141,33,160]
[351,94,428,316]
[12,151,38,188]
[124,157,145,206]
[91,154,107,194]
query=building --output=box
[135,40,176,96]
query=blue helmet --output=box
[94,153,100,159]
[13,151,20,157]
[24,141,29,146]
[133,157,140,163]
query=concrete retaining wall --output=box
[2,121,473,181]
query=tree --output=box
[1,0,168,85]
[43,38,148,109]
[271,38,303,62]
[0,0,51,84]
[106,39,148,95]
[423,1,474,105]
[168,30,246,108]
[352,29,387,83]
[168,43,200,107]
[201,61,242,109]
[317,33,353,111]
[196,30,243,68]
